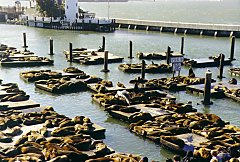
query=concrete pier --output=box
[115,18,240,38]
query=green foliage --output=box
[36,0,65,18]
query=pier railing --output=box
[115,18,240,37]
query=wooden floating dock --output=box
[0,100,40,110]
[186,82,240,98]
[118,63,172,73]
[35,79,87,94]
[130,76,214,92]
[88,83,133,93]
[184,58,232,68]
[160,133,209,155]
[20,70,62,82]
[65,51,124,65]
[108,104,174,123]
[0,59,54,67]
[137,51,183,60]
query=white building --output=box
[65,0,78,23]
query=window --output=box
[76,3,77,7]
[67,5,68,9]
[76,13,78,18]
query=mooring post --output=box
[166,46,171,65]
[230,36,235,61]
[181,37,184,54]
[203,70,212,105]
[22,32,28,52]
[49,38,54,55]
[141,60,146,80]
[101,51,110,72]
[102,36,105,51]
[69,42,73,62]
[128,40,133,59]
[218,53,225,79]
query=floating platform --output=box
[88,83,133,93]
[0,100,40,110]
[184,58,232,68]
[118,63,172,73]
[137,51,183,60]
[0,59,54,67]
[160,133,209,155]
[108,104,174,122]
[20,70,62,82]
[35,79,87,94]
[65,51,124,65]
[186,82,240,98]
[140,76,215,92]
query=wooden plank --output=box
[186,82,240,98]
[118,64,172,73]
[0,100,40,110]
[35,79,87,94]
[184,58,232,68]
[1,60,54,67]
[137,52,183,60]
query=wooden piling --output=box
[218,53,225,79]
[102,36,106,51]
[166,46,171,65]
[22,32,28,52]
[69,42,73,62]
[141,60,146,79]
[230,36,235,60]
[49,38,54,55]
[101,51,110,72]
[181,37,184,54]
[128,40,133,59]
[203,70,212,105]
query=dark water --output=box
[0,24,239,161]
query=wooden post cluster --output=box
[49,38,54,55]
[218,53,225,79]
[180,37,184,54]
[101,51,110,72]
[22,32,28,52]
[69,42,73,63]
[129,40,133,59]
[203,70,212,105]
[102,36,105,51]
[166,46,171,65]
[141,60,146,80]
[230,36,235,61]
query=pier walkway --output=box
[115,18,240,38]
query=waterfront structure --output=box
[20,0,115,32]
[116,18,240,38]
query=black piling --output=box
[203,70,212,105]
[166,46,171,65]
[128,40,133,59]
[69,42,73,62]
[101,51,110,72]
[49,38,54,55]
[180,37,184,54]
[102,36,105,51]
[218,53,225,79]
[22,32,28,52]
[141,60,146,79]
[230,36,235,61]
